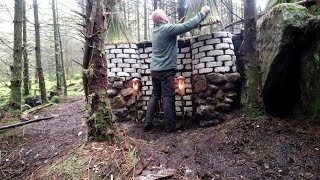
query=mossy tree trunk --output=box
[23,0,30,96]
[10,0,23,111]
[33,0,48,103]
[241,0,264,116]
[83,0,115,142]
[52,0,62,91]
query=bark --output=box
[241,0,264,115]
[154,0,158,10]
[23,0,30,96]
[136,0,140,42]
[56,1,67,96]
[10,0,23,110]
[52,0,62,91]
[33,0,48,103]
[84,0,115,142]
[178,0,186,21]
[144,0,147,40]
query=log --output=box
[0,116,54,131]
[21,103,53,121]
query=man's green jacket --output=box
[151,11,206,71]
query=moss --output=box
[86,92,116,142]
[51,96,62,103]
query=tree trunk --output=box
[178,0,186,21]
[56,1,67,96]
[22,0,30,96]
[52,0,62,91]
[144,0,147,40]
[11,0,23,110]
[33,0,48,103]
[83,0,115,142]
[136,0,140,42]
[154,0,158,10]
[241,0,263,116]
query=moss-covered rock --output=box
[259,4,320,119]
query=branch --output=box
[221,14,264,31]
[0,117,54,131]
[0,37,13,51]
[71,10,87,18]
[72,60,83,67]
[221,0,243,21]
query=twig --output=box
[221,0,243,21]
[72,60,83,67]
[0,117,54,131]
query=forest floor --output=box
[0,95,320,180]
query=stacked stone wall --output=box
[191,33,240,127]
[106,32,241,124]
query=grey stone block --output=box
[199,45,214,52]
[131,73,141,77]
[132,64,140,68]
[118,63,130,68]
[123,68,136,73]
[111,58,123,63]
[217,55,232,62]
[177,54,185,58]
[110,49,122,54]
[213,32,229,38]
[111,67,122,72]
[222,38,233,44]
[192,41,204,49]
[117,44,130,48]
[181,47,190,53]
[224,61,233,66]
[215,43,230,50]
[106,45,116,49]
[117,72,130,76]
[214,66,230,73]
[130,44,138,48]
[141,64,149,70]
[183,59,192,64]
[207,50,224,56]
[200,57,215,63]
[199,68,213,74]
[186,53,191,58]
[145,58,152,63]
[145,47,152,53]
[107,72,116,77]
[206,38,221,45]
[198,34,213,41]
[185,64,192,70]
[124,49,136,54]
[131,54,140,59]
[182,72,192,77]
[107,54,115,59]
[195,63,205,69]
[225,49,235,55]
[177,64,184,70]
[117,53,130,58]
[207,61,223,68]
[192,48,199,55]
[124,59,136,64]
[194,52,206,59]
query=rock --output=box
[123,79,133,88]
[112,81,123,89]
[208,84,219,94]
[225,72,241,82]
[259,4,320,118]
[107,89,118,97]
[196,105,215,116]
[215,90,224,101]
[226,92,237,99]
[206,97,218,105]
[223,97,233,104]
[206,73,227,85]
[127,95,141,107]
[113,108,129,117]
[222,83,235,92]
[112,95,126,109]
[199,120,215,128]
[121,88,133,97]
[194,77,207,93]
[216,103,232,113]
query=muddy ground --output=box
[0,95,320,179]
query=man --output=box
[144,6,211,132]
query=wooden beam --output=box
[0,116,54,131]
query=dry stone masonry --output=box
[106,32,241,126]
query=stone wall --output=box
[106,32,241,124]
[191,32,240,127]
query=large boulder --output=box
[259,4,320,118]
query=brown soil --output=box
[1,95,320,179]
[0,96,86,180]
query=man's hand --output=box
[201,5,211,15]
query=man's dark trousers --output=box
[144,69,176,130]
